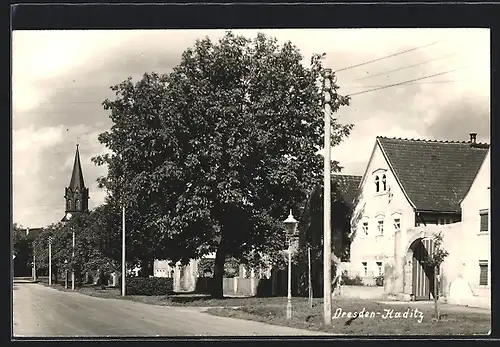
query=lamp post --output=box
[283,209,298,320]
[65,212,75,290]
[48,236,52,286]
[64,260,68,289]
[32,241,36,282]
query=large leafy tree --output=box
[13,223,32,277]
[93,31,352,297]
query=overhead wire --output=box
[333,40,444,73]
[345,67,467,97]
[353,52,459,81]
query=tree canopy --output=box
[32,204,122,284]
[93,31,352,297]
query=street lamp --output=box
[65,212,75,290]
[32,241,36,282]
[64,260,68,289]
[48,236,52,286]
[283,209,298,320]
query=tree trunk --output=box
[139,258,153,277]
[54,266,58,285]
[211,244,226,299]
[98,269,107,289]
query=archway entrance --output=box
[408,238,435,301]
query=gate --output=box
[411,238,435,300]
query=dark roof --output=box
[299,174,362,228]
[332,174,362,207]
[69,145,86,190]
[377,136,489,213]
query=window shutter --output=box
[480,212,489,232]
[479,261,488,286]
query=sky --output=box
[12,28,490,228]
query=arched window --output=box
[375,176,380,192]
[76,199,81,210]
[382,174,387,191]
[67,200,72,210]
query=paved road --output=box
[13,283,329,337]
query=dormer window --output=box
[375,176,380,192]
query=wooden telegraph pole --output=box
[323,68,333,325]
[71,230,75,290]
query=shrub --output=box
[197,258,215,277]
[341,273,364,286]
[224,258,240,278]
[375,275,384,287]
[124,277,174,296]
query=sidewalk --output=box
[377,300,490,314]
[13,277,39,284]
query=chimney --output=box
[26,227,30,236]
[470,133,477,144]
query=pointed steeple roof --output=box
[69,144,86,190]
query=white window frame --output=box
[479,209,489,233]
[362,220,369,236]
[479,260,488,286]
[393,217,401,232]
[381,174,387,192]
[376,261,383,276]
[375,215,384,236]
[362,262,368,276]
[372,169,388,194]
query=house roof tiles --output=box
[331,174,362,207]
[377,136,489,213]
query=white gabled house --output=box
[348,133,490,306]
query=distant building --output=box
[298,174,362,296]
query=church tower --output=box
[62,144,90,221]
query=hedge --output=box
[122,277,174,296]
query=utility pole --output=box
[323,68,333,325]
[122,205,126,296]
[308,246,313,308]
[32,242,36,282]
[48,237,52,286]
[72,229,75,290]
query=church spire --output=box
[62,144,90,221]
[69,144,86,190]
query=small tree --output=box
[425,232,449,320]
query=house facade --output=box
[348,134,490,300]
[447,148,490,305]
